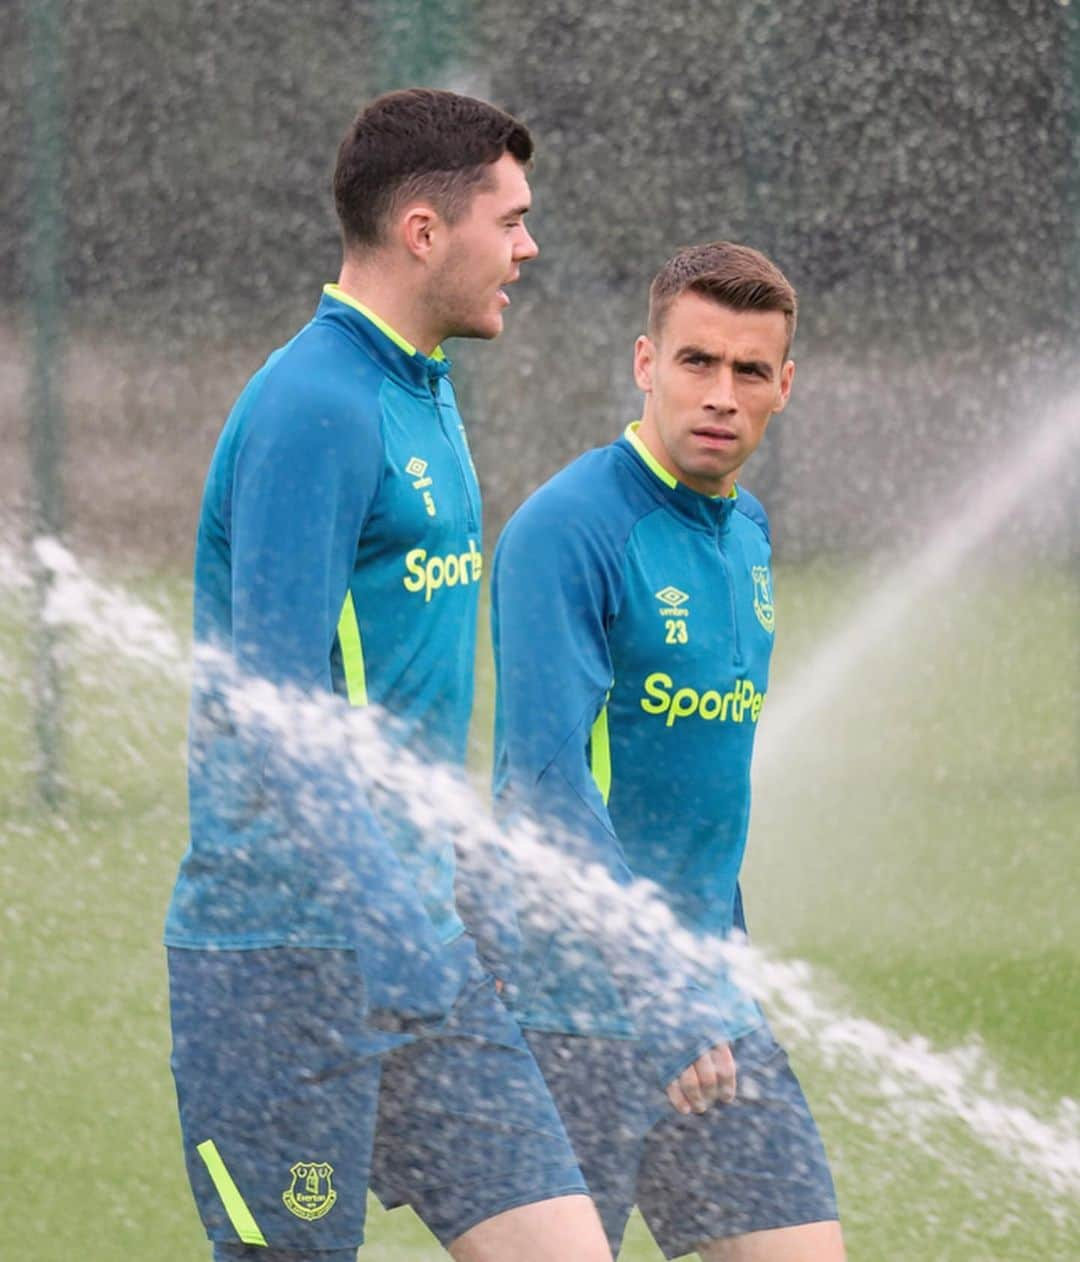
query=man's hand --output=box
[665,1043,736,1115]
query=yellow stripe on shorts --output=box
[197,1139,268,1247]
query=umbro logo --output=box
[657,585,690,642]
[406,456,436,517]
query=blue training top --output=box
[492,424,774,1086]
[165,286,485,1023]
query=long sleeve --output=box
[227,369,377,693]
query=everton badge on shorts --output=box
[283,1161,337,1221]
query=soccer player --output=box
[491,242,845,1260]
[164,89,611,1262]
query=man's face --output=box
[426,151,538,340]
[634,291,794,497]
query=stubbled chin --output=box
[682,451,737,482]
[684,444,735,467]
[444,308,504,341]
[472,314,504,341]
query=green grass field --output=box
[1,558,1076,1260]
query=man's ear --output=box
[400,203,440,260]
[633,334,656,393]
[772,358,795,414]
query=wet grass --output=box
[0,560,1076,1260]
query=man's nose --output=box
[705,366,737,410]
[514,223,539,261]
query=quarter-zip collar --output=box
[619,422,737,536]
[317,284,452,395]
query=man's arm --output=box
[228,366,376,693]
[492,489,753,1091]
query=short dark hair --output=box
[333,88,533,249]
[648,241,798,356]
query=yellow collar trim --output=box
[624,422,737,499]
[323,284,446,360]
[625,422,677,487]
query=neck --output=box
[336,255,441,356]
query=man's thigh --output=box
[524,1030,654,1256]
[371,959,590,1251]
[638,1025,840,1260]
[450,1194,612,1262]
[168,946,402,1262]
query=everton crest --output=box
[283,1161,337,1221]
[751,565,775,633]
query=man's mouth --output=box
[497,273,520,306]
[692,426,737,444]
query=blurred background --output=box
[1,2,1077,1259]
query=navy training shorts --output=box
[526,1023,839,1259]
[168,943,587,1261]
